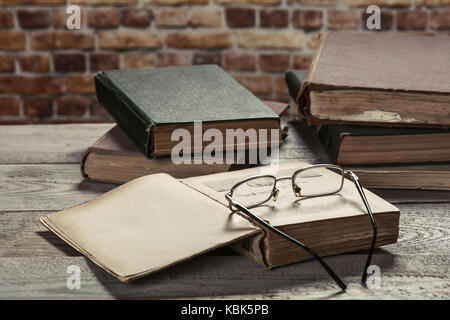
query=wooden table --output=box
[0,122,449,299]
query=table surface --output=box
[0,120,449,300]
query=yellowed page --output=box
[41,173,258,282]
[182,162,399,228]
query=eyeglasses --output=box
[225,164,377,291]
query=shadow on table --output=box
[84,248,396,299]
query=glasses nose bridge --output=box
[275,176,292,183]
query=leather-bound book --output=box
[290,32,450,128]
[94,65,281,158]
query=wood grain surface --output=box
[0,121,448,299]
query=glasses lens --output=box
[293,166,344,197]
[231,176,276,207]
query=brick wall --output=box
[0,0,449,124]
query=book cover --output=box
[94,65,280,157]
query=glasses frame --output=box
[225,164,378,292]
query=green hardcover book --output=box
[94,65,280,158]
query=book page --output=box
[41,173,258,282]
[182,161,400,227]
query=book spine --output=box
[296,32,328,120]
[318,125,341,165]
[285,71,302,102]
[94,72,154,158]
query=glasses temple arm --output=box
[345,171,378,285]
[225,193,347,291]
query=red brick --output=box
[193,52,221,65]
[121,8,151,27]
[237,30,303,49]
[90,52,119,72]
[123,53,156,69]
[23,96,53,117]
[0,96,19,115]
[431,10,450,30]
[260,9,288,28]
[232,74,273,95]
[293,10,323,29]
[0,10,14,28]
[30,32,94,49]
[362,10,394,31]
[52,8,67,29]
[57,32,95,49]
[226,8,255,28]
[397,10,427,30]
[1,0,65,3]
[274,75,288,95]
[344,0,410,6]
[99,31,163,49]
[191,8,222,28]
[293,54,312,69]
[0,75,63,94]
[259,54,290,72]
[167,31,232,49]
[155,8,189,27]
[53,53,85,72]
[89,97,110,117]
[19,54,51,72]
[0,54,14,72]
[0,31,26,50]
[224,53,256,71]
[88,8,119,28]
[57,96,87,116]
[17,9,50,29]
[66,74,95,94]
[328,10,360,29]
[156,53,191,67]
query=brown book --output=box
[41,162,399,282]
[318,125,450,166]
[82,101,289,184]
[348,164,450,191]
[296,32,450,128]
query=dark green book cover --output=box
[94,65,279,157]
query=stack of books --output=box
[286,32,450,190]
[83,65,286,184]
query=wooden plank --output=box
[0,164,116,211]
[0,124,114,164]
[1,203,448,275]
[0,253,448,299]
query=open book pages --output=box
[41,173,258,282]
[182,162,400,267]
[41,161,399,281]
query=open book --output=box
[41,162,399,282]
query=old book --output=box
[94,65,281,158]
[41,162,399,281]
[293,32,450,128]
[319,125,450,166]
[347,165,450,191]
[82,101,289,184]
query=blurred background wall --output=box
[0,0,449,124]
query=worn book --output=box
[291,32,450,128]
[346,164,450,190]
[319,125,450,166]
[82,101,289,184]
[94,65,281,158]
[41,162,399,282]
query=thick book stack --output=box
[286,32,450,190]
[87,65,284,183]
